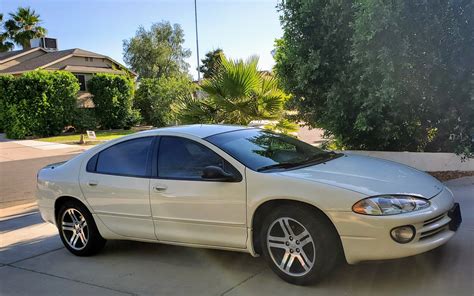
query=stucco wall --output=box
[344,150,473,172]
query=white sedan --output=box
[37,125,462,285]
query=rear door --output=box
[79,136,156,240]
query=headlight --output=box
[352,195,430,215]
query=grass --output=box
[37,129,137,145]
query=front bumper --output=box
[328,187,460,264]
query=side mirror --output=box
[202,166,236,182]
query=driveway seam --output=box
[6,265,135,295]
[7,246,65,265]
[220,267,268,296]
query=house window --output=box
[75,74,86,91]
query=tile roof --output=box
[0,49,76,73]
[68,48,105,58]
[0,49,31,61]
[0,47,134,76]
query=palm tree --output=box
[178,56,295,132]
[4,7,46,50]
[0,14,14,52]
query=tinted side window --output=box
[96,137,154,177]
[158,137,227,179]
[86,154,98,172]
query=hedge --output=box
[87,74,140,129]
[0,71,79,139]
[0,75,14,133]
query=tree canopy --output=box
[275,0,473,155]
[134,76,197,127]
[0,14,14,52]
[199,48,225,79]
[123,22,191,79]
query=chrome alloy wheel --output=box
[266,217,316,277]
[61,208,89,251]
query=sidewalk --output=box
[0,135,89,162]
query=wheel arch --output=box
[54,196,91,224]
[250,199,343,256]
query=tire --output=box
[259,204,343,285]
[57,200,106,256]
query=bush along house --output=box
[0,37,136,108]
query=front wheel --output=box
[260,205,342,285]
[57,201,106,256]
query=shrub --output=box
[124,108,142,130]
[88,74,138,129]
[2,71,79,139]
[134,76,196,127]
[72,108,98,132]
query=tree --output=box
[351,0,473,154]
[178,56,294,130]
[4,7,46,49]
[0,14,14,52]
[199,48,225,79]
[275,0,473,155]
[274,0,356,142]
[123,22,191,79]
[134,76,197,127]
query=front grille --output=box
[423,214,445,226]
[420,225,449,240]
[419,212,450,241]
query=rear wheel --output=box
[57,201,106,256]
[259,204,342,285]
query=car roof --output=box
[136,124,254,139]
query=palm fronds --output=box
[181,55,292,128]
[4,7,46,49]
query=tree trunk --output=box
[21,41,31,50]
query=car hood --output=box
[278,154,443,198]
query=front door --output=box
[79,136,156,240]
[150,136,247,248]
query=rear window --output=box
[93,137,154,177]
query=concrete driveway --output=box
[1,177,472,296]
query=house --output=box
[0,41,136,107]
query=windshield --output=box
[206,129,340,172]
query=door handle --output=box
[88,180,99,186]
[152,184,167,192]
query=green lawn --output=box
[37,129,137,145]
